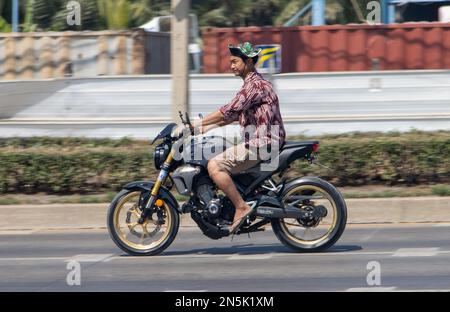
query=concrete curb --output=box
[0,196,449,231]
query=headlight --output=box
[154,143,170,170]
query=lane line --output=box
[0,230,35,235]
[434,223,450,227]
[2,250,450,263]
[394,289,450,292]
[346,287,397,292]
[0,257,67,261]
[359,228,382,243]
[164,290,208,292]
[392,248,440,257]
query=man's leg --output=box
[207,160,252,231]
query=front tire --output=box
[271,177,347,252]
[107,190,179,256]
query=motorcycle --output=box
[107,112,347,256]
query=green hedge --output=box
[0,132,449,194]
[295,139,450,186]
[0,151,157,194]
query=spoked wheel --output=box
[107,190,179,256]
[271,177,347,252]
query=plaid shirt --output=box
[219,71,286,148]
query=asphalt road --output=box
[1,223,450,292]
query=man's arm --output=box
[194,110,234,134]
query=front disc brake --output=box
[126,205,162,239]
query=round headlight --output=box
[153,143,170,170]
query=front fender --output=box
[122,181,180,213]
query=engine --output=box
[195,178,235,224]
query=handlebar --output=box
[178,111,194,136]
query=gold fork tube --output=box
[150,150,174,197]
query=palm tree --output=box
[274,0,311,26]
[98,0,132,30]
[129,0,170,27]
[22,0,37,32]
[274,0,371,26]
[32,0,58,30]
[0,15,11,32]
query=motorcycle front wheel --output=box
[107,190,179,256]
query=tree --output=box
[0,15,11,32]
[274,0,311,26]
[129,0,170,27]
[98,0,132,30]
[32,0,58,30]
[195,0,253,27]
[23,0,37,32]
[1,0,375,32]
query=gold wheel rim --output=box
[113,191,172,251]
[280,185,338,246]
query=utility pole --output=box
[381,0,396,24]
[312,0,325,26]
[171,0,190,123]
[12,0,19,32]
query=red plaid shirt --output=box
[219,71,285,148]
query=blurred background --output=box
[0,0,449,199]
[1,1,450,294]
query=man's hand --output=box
[173,111,231,138]
[196,110,233,134]
[173,124,190,138]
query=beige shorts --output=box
[210,143,261,175]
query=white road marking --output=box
[346,287,397,292]
[164,290,208,292]
[434,223,450,227]
[1,249,449,264]
[67,254,114,262]
[395,289,450,292]
[108,249,450,262]
[392,248,440,257]
[0,257,67,261]
[111,253,229,261]
[0,230,34,235]
[359,228,381,243]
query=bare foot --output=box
[230,204,253,233]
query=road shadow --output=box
[118,244,362,257]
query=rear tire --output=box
[271,177,347,252]
[107,190,180,256]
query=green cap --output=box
[228,42,262,58]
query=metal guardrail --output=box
[0,70,449,138]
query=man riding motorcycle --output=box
[180,42,286,234]
[108,42,347,256]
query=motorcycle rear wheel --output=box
[271,177,347,252]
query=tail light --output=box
[312,143,319,152]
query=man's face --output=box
[230,55,247,76]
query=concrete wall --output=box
[0,29,170,80]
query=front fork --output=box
[138,150,174,224]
